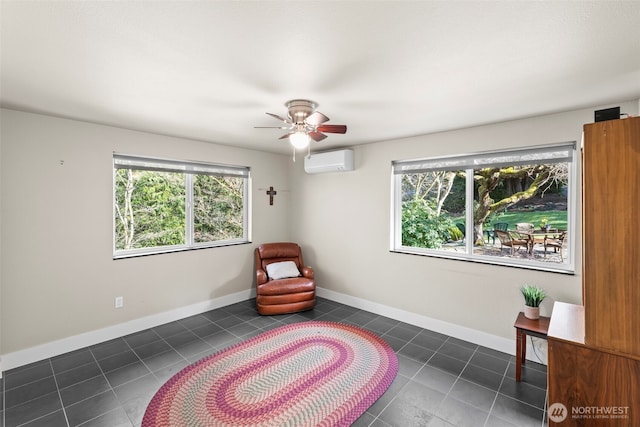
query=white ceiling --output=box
[2,1,639,154]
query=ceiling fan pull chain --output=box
[292,145,296,162]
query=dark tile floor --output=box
[1,298,548,427]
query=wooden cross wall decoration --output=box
[266,186,277,206]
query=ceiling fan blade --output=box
[279,132,294,140]
[305,111,330,126]
[317,124,347,134]
[266,112,293,124]
[254,126,290,129]
[308,131,328,142]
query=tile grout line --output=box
[77,343,131,427]
[366,331,451,426]
[438,342,485,425]
[484,359,549,427]
[3,367,66,426]
[483,356,511,427]
[48,358,71,427]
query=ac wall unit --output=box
[304,149,354,174]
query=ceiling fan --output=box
[255,99,347,152]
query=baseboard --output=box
[1,286,546,374]
[1,289,255,373]
[316,287,547,364]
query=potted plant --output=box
[520,285,546,319]
[539,218,550,232]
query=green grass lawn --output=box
[451,210,567,231]
[492,210,567,230]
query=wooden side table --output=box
[513,311,550,381]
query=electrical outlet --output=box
[115,296,124,309]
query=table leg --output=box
[516,328,522,381]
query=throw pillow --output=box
[266,261,300,280]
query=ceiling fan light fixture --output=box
[256,99,347,156]
[289,132,310,149]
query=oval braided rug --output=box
[142,320,398,426]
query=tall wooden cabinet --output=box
[547,116,640,426]
[583,116,640,354]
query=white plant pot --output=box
[524,306,540,320]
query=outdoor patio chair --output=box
[494,229,530,254]
[487,222,508,244]
[544,231,567,261]
[516,222,535,233]
[494,222,509,231]
[454,223,466,242]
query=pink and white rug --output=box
[142,320,398,426]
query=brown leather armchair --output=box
[254,242,316,315]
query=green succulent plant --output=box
[520,285,546,307]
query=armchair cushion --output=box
[266,261,301,280]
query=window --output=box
[391,143,576,273]
[113,154,250,258]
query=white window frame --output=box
[390,143,576,274]
[113,154,251,259]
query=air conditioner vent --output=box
[304,149,354,174]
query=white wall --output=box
[2,100,638,371]
[0,109,292,363]
[290,100,639,345]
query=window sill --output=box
[390,247,575,275]
[113,240,251,260]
